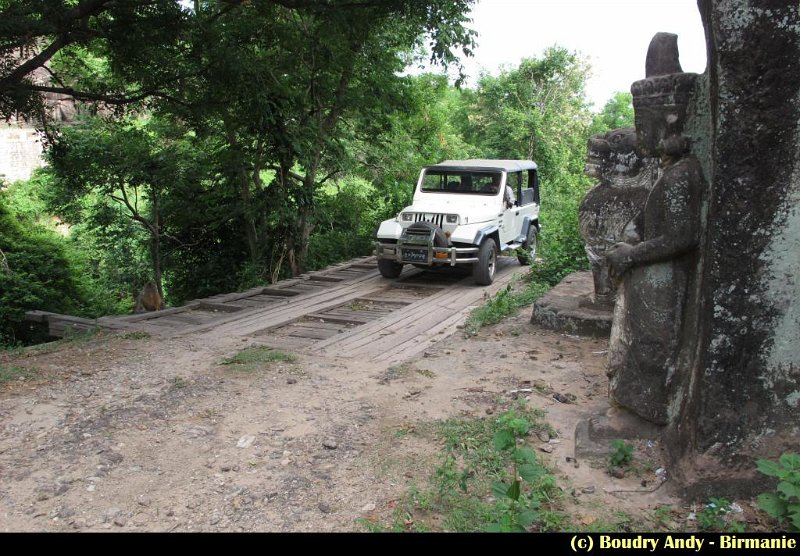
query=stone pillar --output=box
[666,0,800,497]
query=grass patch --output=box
[0,364,38,384]
[464,277,550,336]
[169,376,188,390]
[122,331,151,340]
[369,403,566,532]
[379,362,435,383]
[463,254,588,337]
[220,346,297,372]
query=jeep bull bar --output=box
[374,226,480,266]
[375,241,479,266]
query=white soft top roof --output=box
[428,159,538,172]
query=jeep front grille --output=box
[413,213,445,227]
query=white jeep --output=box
[374,159,540,285]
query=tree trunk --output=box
[287,172,317,276]
[151,194,164,304]
[224,116,260,263]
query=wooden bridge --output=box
[27,255,527,365]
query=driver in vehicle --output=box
[482,174,502,194]
[504,182,516,209]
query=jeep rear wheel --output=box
[378,258,403,279]
[473,239,497,285]
[518,226,538,265]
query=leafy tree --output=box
[46,115,199,299]
[466,47,592,176]
[464,47,594,277]
[589,91,634,135]
[0,0,190,118]
[347,73,477,219]
[4,0,478,284]
[179,1,478,276]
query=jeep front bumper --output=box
[374,241,479,266]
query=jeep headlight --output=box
[446,214,459,224]
[401,212,413,222]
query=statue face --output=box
[585,128,643,183]
[634,107,664,157]
[635,104,688,158]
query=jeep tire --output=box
[518,226,538,266]
[378,258,403,279]
[473,239,497,285]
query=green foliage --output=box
[485,409,553,532]
[0,195,82,345]
[695,498,745,532]
[590,92,635,135]
[757,452,800,530]
[608,439,634,469]
[305,176,385,270]
[465,47,592,176]
[464,278,550,336]
[378,404,563,532]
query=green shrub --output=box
[608,439,634,468]
[757,453,800,531]
[0,198,83,346]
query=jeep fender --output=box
[471,225,500,247]
[517,216,540,242]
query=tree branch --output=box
[23,84,191,108]
[0,0,114,92]
[268,165,305,184]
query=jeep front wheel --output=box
[378,258,403,279]
[473,239,497,285]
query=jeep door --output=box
[500,171,523,245]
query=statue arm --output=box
[608,160,703,274]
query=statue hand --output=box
[606,242,636,280]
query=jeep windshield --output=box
[420,169,502,195]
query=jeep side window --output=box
[507,172,522,207]
[529,169,540,204]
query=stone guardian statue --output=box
[605,33,705,425]
[579,128,658,305]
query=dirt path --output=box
[0,265,687,532]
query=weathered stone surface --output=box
[606,34,703,426]
[531,272,612,337]
[664,0,800,498]
[579,128,658,304]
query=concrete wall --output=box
[0,125,44,183]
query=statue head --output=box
[631,33,697,158]
[585,128,643,185]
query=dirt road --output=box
[0,260,683,531]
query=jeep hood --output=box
[405,195,502,224]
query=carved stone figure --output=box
[604,33,703,425]
[579,128,657,305]
[134,281,164,313]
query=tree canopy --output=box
[0,0,622,346]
